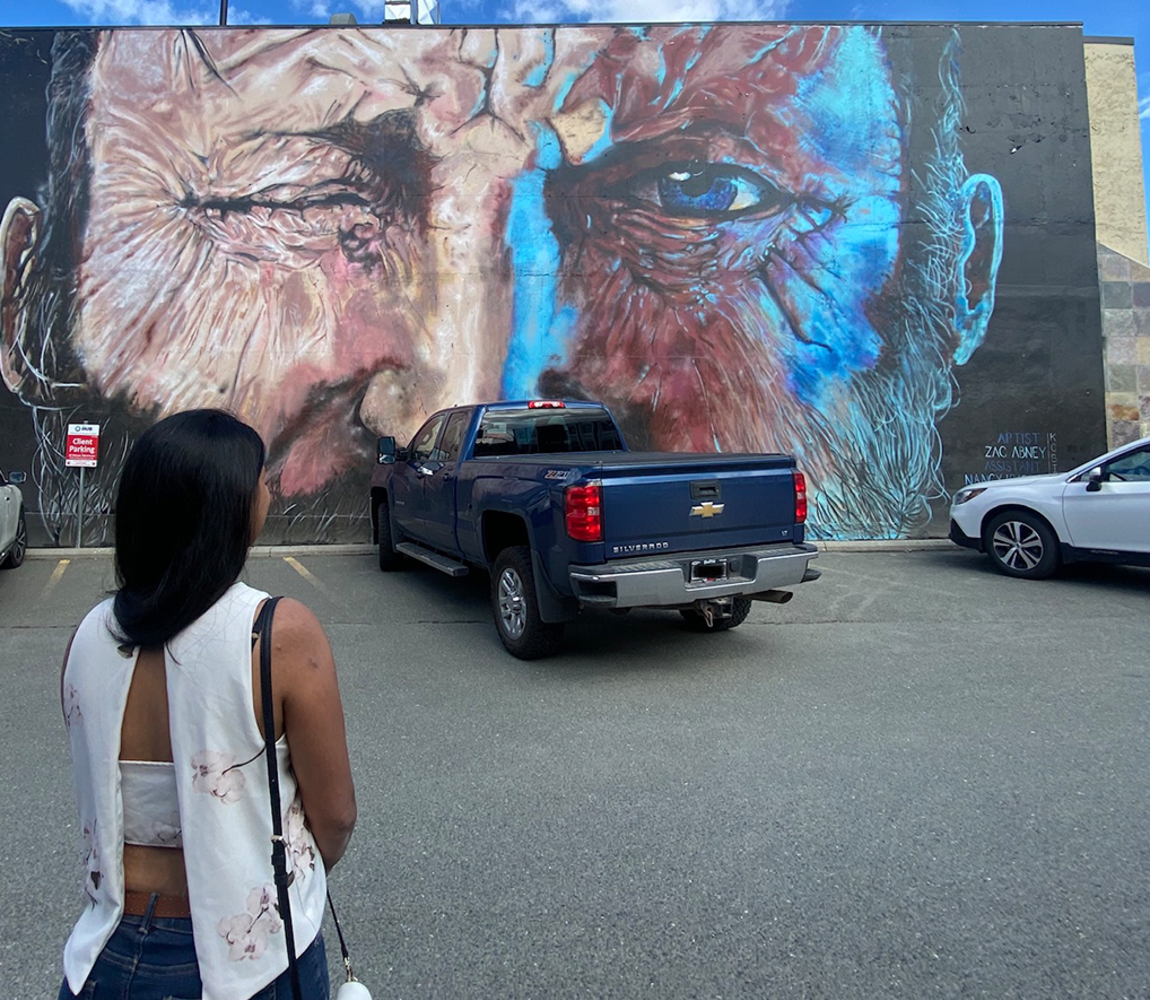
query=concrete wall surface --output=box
[1099,243,1150,444]
[1084,40,1150,267]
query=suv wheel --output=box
[984,510,1059,579]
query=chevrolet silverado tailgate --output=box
[596,453,800,556]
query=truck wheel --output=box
[377,499,405,571]
[680,596,753,633]
[491,546,564,659]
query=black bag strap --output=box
[254,596,303,1000]
[327,889,357,984]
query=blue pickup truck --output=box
[370,400,819,658]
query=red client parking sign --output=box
[65,423,101,468]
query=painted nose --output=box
[422,205,514,411]
[356,172,516,436]
[425,214,516,417]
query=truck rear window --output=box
[474,408,624,457]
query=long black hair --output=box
[112,409,266,647]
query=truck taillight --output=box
[793,470,808,524]
[565,482,603,542]
[528,400,566,409]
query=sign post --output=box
[65,424,100,548]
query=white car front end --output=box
[949,436,1150,578]
[0,471,27,570]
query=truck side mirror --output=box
[8,471,26,485]
[377,436,397,465]
[1085,466,1103,492]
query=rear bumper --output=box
[568,543,818,610]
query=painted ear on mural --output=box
[0,197,42,395]
[951,174,1004,366]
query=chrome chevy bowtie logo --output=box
[690,502,725,518]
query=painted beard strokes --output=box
[540,222,959,541]
[541,39,977,540]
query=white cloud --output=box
[285,0,331,20]
[353,0,390,18]
[61,0,220,24]
[499,0,788,23]
[1140,93,1150,121]
[227,5,274,22]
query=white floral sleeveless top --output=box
[61,582,327,1000]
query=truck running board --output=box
[395,542,470,577]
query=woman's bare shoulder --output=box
[269,596,324,633]
[269,598,333,666]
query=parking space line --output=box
[41,559,71,599]
[283,556,329,594]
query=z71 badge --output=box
[544,469,570,480]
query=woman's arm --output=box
[271,598,357,869]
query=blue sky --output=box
[2,0,1148,256]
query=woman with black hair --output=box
[57,409,357,1000]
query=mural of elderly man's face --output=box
[0,24,1001,539]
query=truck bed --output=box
[467,451,801,557]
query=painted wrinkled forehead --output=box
[86,25,898,179]
[555,26,902,187]
[87,28,604,141]
[88,28,449,135]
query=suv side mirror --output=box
[7,471,26,485]
[377,436,397,465]
[1085,466,1103,492]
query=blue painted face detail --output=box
[577,99,616,165]
[750,30,904,408]
[524,32,553,89]
[499,27,999,545]
[510,28,906,413]
[502,124,568,400]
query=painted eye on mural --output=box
[629,161,786,220]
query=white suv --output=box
[949,436,1150,579]
[0,470,27,570]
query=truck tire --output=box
[680,596,753,632]
[491,546,564,659]
[377,498,405,571]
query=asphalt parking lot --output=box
[3,545,1148,999]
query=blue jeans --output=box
[58,899,330,1000]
